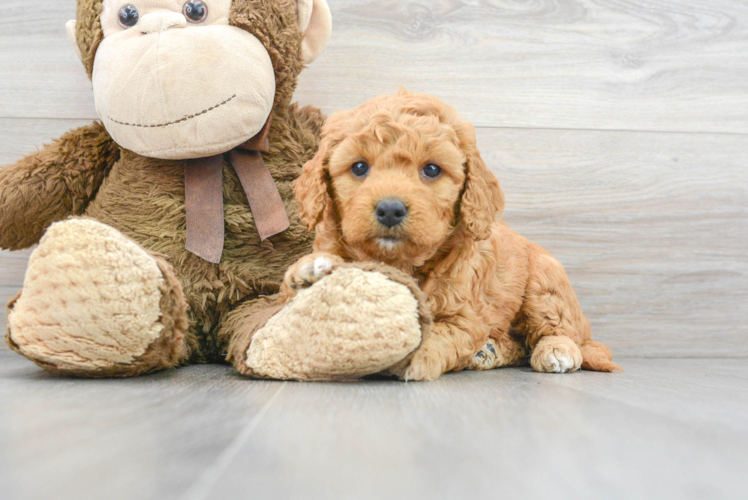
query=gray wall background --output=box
[1,0,746,357]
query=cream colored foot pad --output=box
[9,219,165,371]
[247,267,422,381]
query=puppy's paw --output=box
[530,336,583,374]
[469,339,499,371]
[282,253,342,295]
[403,350,446,381]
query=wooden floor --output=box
[0,350,746,500]
[2,0,747,357]
[1,1,747,498]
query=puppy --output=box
[285,91,620,381]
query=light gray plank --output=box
[0,349,285,500]
[480,127,748,357]
[0,2,95,120]
[0,118,93,164]
[188,359,748,500]
[542,358,748,433]
[0,250,31,334]
[2,124,746,357]
[2,1,748,134]
[2,342,746,500]
[298,0,748,133]
[4,354,746,500]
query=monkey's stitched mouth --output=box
[106,94,237,128]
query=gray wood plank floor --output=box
[1,350,746,500]
[1,1,747,498]
[1,1,746,357]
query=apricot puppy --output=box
[288,91,620,381]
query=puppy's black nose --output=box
[375,198,408,228]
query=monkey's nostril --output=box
[375,198,408,228]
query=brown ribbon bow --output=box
[184,118,290,264]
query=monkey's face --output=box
[69,0,331,160]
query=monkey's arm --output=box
[0,122,119,250]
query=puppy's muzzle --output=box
[375,198,408,228]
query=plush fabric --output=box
[245,266,423,381]
[222,259,430,380]
[298,0,332,64]
[73,0,311,93]
[92,25,277,159]
[8,219,168,372]
[0,122,120,250]
[2,0,326,374]
[92,0,277,159]
[4,0,430,381]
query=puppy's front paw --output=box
[530,336,583,374]
[470,339,499,370]
[283,253,342,294]
[403,350,446,381]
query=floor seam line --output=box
[178,382,287,500]
[2,117,747,137]
[473,124,748,137]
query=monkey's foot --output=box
[530,336,583,374]
[237,263,431,381]
[6,218,189,377]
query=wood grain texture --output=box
[0,118,93,164]
[0,350,284,500]
[1,2,747,356]
[1,3,746,499]
[479,127,748,357]
[297,0,748,133]
[203,360,748,500]
[2,1,748,133]
[0,2,94,120]
[1,353,747,500]
[2,121,747,357]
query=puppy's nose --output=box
[375,198,408,228]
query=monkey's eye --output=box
[118,4,140,28]
[183,1,209,23]
[351,161,370,178]
[422,163,442,179]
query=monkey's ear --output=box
[297,0,332,65]
[66,20,82,61]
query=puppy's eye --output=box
[183,1,208,23]
[119,4,140,28]
[351,161,370,178]
[422,164,442,179]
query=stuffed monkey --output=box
[1,0,427,380]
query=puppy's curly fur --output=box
[290,90,620,381]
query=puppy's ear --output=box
[295,147,330,231]
[459,124,505,241]
[295,111,352,230]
